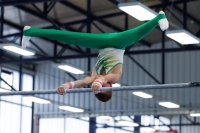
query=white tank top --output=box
[94,48,125,75]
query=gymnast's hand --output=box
[91,79,103,94]
[57,84,68,95]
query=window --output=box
[0,102,21,133]
[0,68,33,133]
[0,69,13,90]
[39,118,89,133]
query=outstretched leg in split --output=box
[22,11,168,49]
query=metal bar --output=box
[157,116,172,129]
[15,5,66,30]
[19,56,22,133]
[0,0,63,7]
[108,0,199,13]
[32,4,60,29]
[0,99,31,107]
[62,12,124,27]
[94,123,200,127]
[162,31,165,84]
[46,2,56,14]
[61,0,121,31]
[3,19,22,29]
[0,7,4,37]
[57,47,68,56]
[0,82,199,96]
[125,14,128,31]
[0,77,16,91]
[65,72,77,81]
[31,76,35,133]
[0,7,4,60]
[19,56,22,91]
[36,106,200,116]
[86,0,91,74]
[183,115,195,124]
[180,115,182,133]
[11,35,20,42]
[77,22,86,31]
[166,7,183,25]
[183,0,187,29]
[43,2,48,14]
[87,2,95,132]
[161,2,166,84]
[173,4,200,27]
[134,116,141,132]
[30,40,48,55]
[75,22,88,54]
[196,29,200,37]
[54,41,57,56]
[165,7,185,48]
[128,55,161,84]
[107,0,119,5]
[92,22,104,33]
[2,47,200,63]
[3,33,21,38]
[89,117,96,133]
[149,0,198,9]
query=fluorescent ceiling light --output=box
[115,116,121,121]
[166,30,200,44]
[190,113,200,117]
[23,96,51,104]
[3,45,35,56]
[98,116,113,120]
[112,83,121,87]
[58,65,84,74]
[133,92,153,98]
[0,88,11,92]
[59,106,84,113]
[159,102,180,108]
[140,127,156,132]
[118,2,157,21]
[118,121,139,127]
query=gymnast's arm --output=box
[57,70,97,95]
[92,64,122,92]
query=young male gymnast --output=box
[22,11,169,102]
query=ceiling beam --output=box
[15,5,68,29]
[1,46,200,63]
[59,1,151,46]
[0,0,64,7]
[173,4,200,27]
[3,19,85,54]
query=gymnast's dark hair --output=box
[95,90,112,102]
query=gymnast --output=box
[22,11,169,102]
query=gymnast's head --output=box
[95,82,112,102]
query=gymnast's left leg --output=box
[107,11,169,49]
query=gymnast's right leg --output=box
[22,26,109,49]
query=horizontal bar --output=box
[0,82,199,96]
[37,107,200,118]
